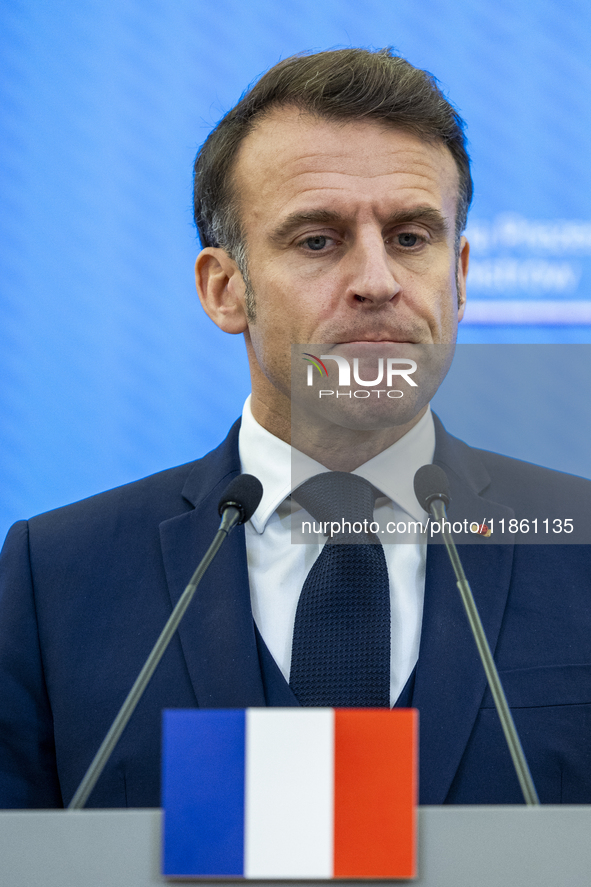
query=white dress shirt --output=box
[238,397,435,706]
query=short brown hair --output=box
[193,48,472,260]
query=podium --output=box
[1,806,591,886]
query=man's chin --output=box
[290,393,428,436]
[290,341,453,448]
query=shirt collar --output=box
[352,410,435,522]
[238,395,435,533]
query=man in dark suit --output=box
[1,48,591,809]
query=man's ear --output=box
[195,247,249,334]
[456,236,470,321]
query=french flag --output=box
[162,708,417,879]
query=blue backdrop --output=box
[2,0,591,540]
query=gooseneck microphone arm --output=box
[68,474,263,811]
[414,465,540,807]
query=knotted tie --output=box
[289,472,390,707]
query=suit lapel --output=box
[413,417,516,803]
[158,422,266,708]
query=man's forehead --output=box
[238,104,448,156]
[232,106,459,229]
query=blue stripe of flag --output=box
[162,709,246,877]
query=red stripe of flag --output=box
[333,708,417,878]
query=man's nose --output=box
[346,233,401,305]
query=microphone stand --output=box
[429,498,540,807]
[68,505,243,810]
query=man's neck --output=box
[250,392,429,472]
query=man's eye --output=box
[398,232,420,247]
[304,235,328,251]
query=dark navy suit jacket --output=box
[1,416,591,808]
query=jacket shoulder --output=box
[25,419,242,544]
[471,442,591,501]
[446,429,591,515]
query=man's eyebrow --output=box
[269,210,343,244]
[383,206,450,237]
[269,206,450,244]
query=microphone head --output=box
[218,474,263,524]
[413,464,451,512]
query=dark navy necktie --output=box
[289,471,390,707]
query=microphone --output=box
[68,474,263,810]
[413,463,450,512]
[218,473,263,528]
[414,465,539,806]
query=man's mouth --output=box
[325,340,420,355]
